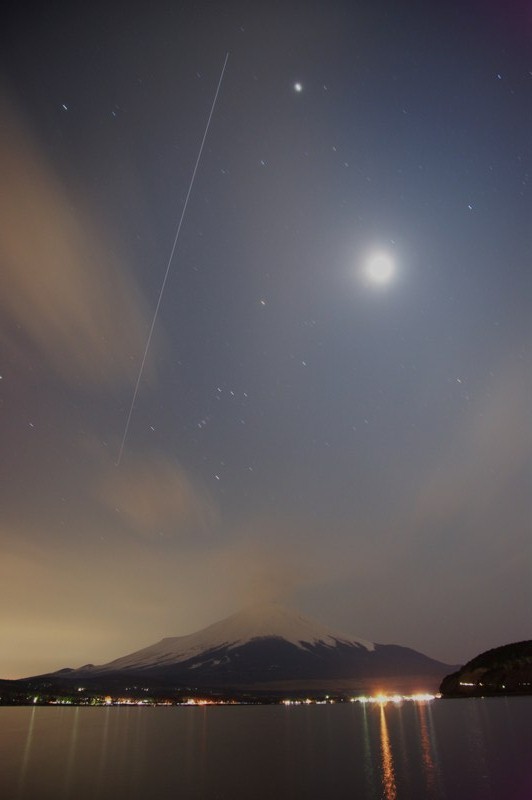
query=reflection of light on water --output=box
[17,706,37,798]
[417,702,437,794]
[361,702,376,796]
[465,700,491,795]
[94,707,111,799]
[63,707,80,797]
[379,704,397,800]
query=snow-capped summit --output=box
[39,604,456,693]
[96,603,374,672]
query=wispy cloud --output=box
[412,359,529,532]
[96,450,217,539]
[0,93,152,388]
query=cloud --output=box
[0,93,152,388]
[96,452,217,539]
[0,534,150,677]
[411,359,529,532]
[0,510,324,676]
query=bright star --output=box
[294,82,303,92]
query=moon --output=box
[294,82,303,93]
[364,252,396,285]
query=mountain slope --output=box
[26,604,456,694]
[440,640,532,696]
[95,603,375,672]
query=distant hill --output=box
[440,640,532,697]
[15,604,456,698]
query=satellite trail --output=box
[116,52,230,466]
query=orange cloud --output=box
[0,93,152,388]
[96,452,217,538]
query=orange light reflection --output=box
[417,702,437,795]
[379,704,397,800]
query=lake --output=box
[1,698,530,799]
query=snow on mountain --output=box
[93,604,375,672]
[36,604,455,694]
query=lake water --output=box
[1,698,530,799]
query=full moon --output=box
[364,252,396,285]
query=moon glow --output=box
[364,252,396,285]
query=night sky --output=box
[1,1,530,678]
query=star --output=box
[294,82,303,93]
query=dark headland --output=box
[440,640,532,697]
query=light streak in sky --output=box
[116,51,230,466]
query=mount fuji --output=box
[25,604,456,695]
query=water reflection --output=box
[3,699,530,800]
[17,707,36,798]
[417,701,438,795]
[361,703,376,798]
[63,707,80,798]
[379,704,397,800]
[464,699,491,795]
[94,707,111,798]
